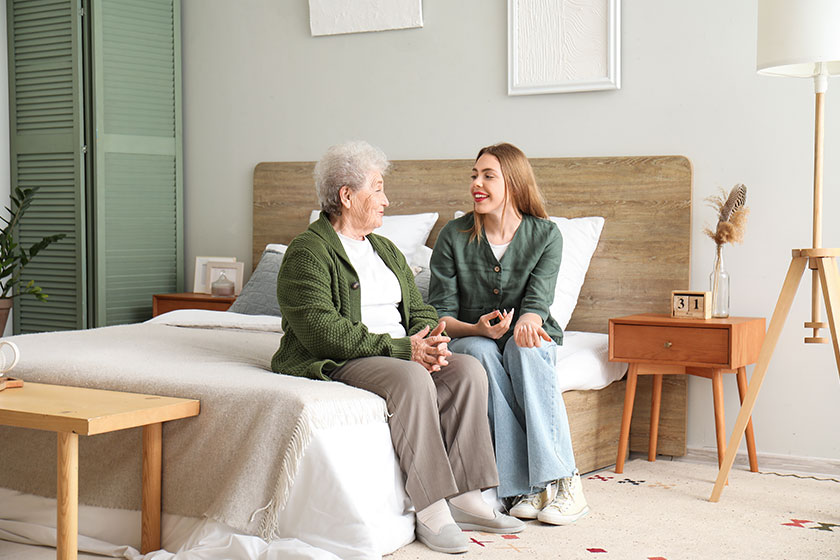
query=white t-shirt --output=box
[489,240,511,261]
[337,232,406,339]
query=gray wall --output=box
[180,0,840,463]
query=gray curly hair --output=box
[314,140,390,216]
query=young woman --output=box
[428,142,589,525]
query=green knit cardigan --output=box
[271,212,440,380]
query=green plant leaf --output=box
[2,185,66,303]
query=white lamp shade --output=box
[757,0,840,77]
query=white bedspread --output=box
[0,311,389,540]
[0,310,625,560]
[0,423,414,560]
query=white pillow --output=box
[309,210,438,263]
[265,243,288,253]
[549,216,605,329]
[410,244,433,270]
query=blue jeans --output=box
[448,336,577,498]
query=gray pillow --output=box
[228,249,284,316]
[414,266,431,304]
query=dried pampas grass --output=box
[704,184,749,246]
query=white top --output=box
[489,240,511,261]
[337,232,406,338]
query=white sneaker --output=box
[509,484,554,520]
[537,472,590,525]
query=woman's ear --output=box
[339,185,353,209]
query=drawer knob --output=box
[664,341,673,349]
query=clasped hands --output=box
[410,321,451,373]
[477,309,551,348]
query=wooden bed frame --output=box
[253,155,692,473]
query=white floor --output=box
[672,446,840,480]
[4,448,838,560]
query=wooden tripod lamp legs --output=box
[710,256,808,502]
[817,257,840,374]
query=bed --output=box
[0,155,691,560]
[252,155,693,468]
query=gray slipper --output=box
[415,520,469,554]
[449,503,526,534]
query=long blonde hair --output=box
[467,142,548,242]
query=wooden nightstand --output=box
[152,292,236,316]
[609,313,766,474]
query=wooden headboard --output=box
[253,156,692,334]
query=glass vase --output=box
[709,244,729,318]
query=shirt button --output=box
[493,288,499,295]
[351,282,360,290]
[494,266,501,272]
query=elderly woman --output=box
[271,140,523,554]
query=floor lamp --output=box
[710,0,840,502]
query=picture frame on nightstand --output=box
[193,256,237,293]
[671,290,712,319]
[205,261,245,295]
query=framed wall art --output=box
[508,0,621,95]
[309,0,423,36]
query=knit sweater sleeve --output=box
[400,253,441,336]
[276,244,412,361]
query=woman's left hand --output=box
[513,313,551,348]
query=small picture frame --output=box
[193,256,237,293]
[671,290,712,319]
[205,261,245,295]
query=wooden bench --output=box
[0,382,199,560]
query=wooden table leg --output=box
[142,423,163,554]
[736,367,759,472]
[711,370,726,467]
[649,374,663,462]
[711,370,729,485]
[615,364,639,473]
[57,432,78,560]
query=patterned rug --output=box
[389,458,839,559]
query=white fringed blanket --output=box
[0,311,388,539]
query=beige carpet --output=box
[390,459,839,560]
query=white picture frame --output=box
[205,261,245,296]
[193,256,237,294]
[508,0,621,95]
[309,0,423,36]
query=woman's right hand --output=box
[410,321,452,373]
[476,309,514,339]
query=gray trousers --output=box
[331,353,499,511]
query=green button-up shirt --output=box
[428,213,564,350]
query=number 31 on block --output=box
[671,290,712,319]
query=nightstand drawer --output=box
[612,324,729,365]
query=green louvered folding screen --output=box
[6,0,182,332]
[90,0,183,326]
[7,0,87,333]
